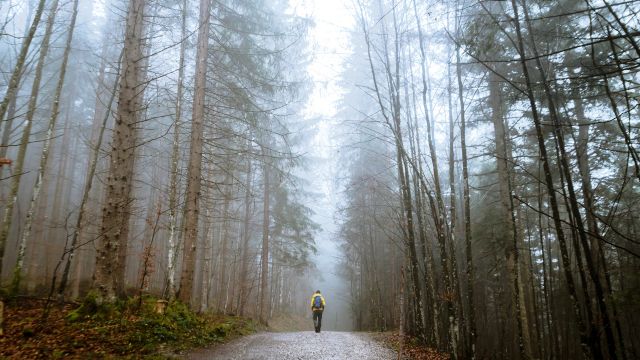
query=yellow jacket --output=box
[310,293,325,311]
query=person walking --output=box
[310,290,325,333]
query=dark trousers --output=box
[313,311,323,332]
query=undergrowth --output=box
[0,293,255,359]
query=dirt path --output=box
[184,331,396,359]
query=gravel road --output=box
[184,331,396,360]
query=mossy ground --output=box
[0,294,255,359]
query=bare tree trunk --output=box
[407,60,439,345]
[238,156,253,316]
[57,51,122,299]
[455,13,477,358]
[0,0,54,278]
[536,175,560,357]
[0,0,37,202]
[0,0,34,169]
[356,0,426,339]
[177,0,211,305]
[568,53,627,359]
[259,156,270,325]
[199,185,214,312]
[488,70,531,359]
[94,0,146,302]
[398,263,405,360]
[0,0,46,125]
[520,3,617,357]
[410,0,460,350]
[0,93,18,189]
[165,0,188,301]
[18,0,79,295]
[217,170,232,313]
[446,40,464,359]
[49,108,72,245]
[509,0,592,357]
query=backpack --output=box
[313,295,322,309]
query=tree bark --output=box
[217,170,232,313]
[57,50,122,299]
[0,0,46,125]
[259,156,270,325]
[10,0,68,293]
[177,0,211,305]
[488,70,531,359]
[165,0,188,301]
[410,0,459,350]
[94,0,146,302]
[0,0,53,279]
[455,22,477,359]
[521,3,617,357]
[237,156,253,316]
[509,0,592,357]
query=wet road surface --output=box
[184,331,396,359]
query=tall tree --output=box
[0,0,50,279]
[164,0,188,301]
[177,0,211,304]
[11,0,80,294]
[259,148,271,325]
[94,0,147,301]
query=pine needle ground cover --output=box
[0,295,255,359]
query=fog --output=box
[288,0,355,331]
[0,0,639,358]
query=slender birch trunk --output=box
[12,0,79,290]
[0,0,53,277]
[165,0,188,301]
[0,0,33,161]
[0,94,18,188]
[0,0,47,124]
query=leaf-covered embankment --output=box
[370,332,450,360]
[0,295,255,358]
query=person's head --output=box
[315,290,321,294]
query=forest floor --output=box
[1,296,448,359]
[0,296,255,359]
[370,332,450,360]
